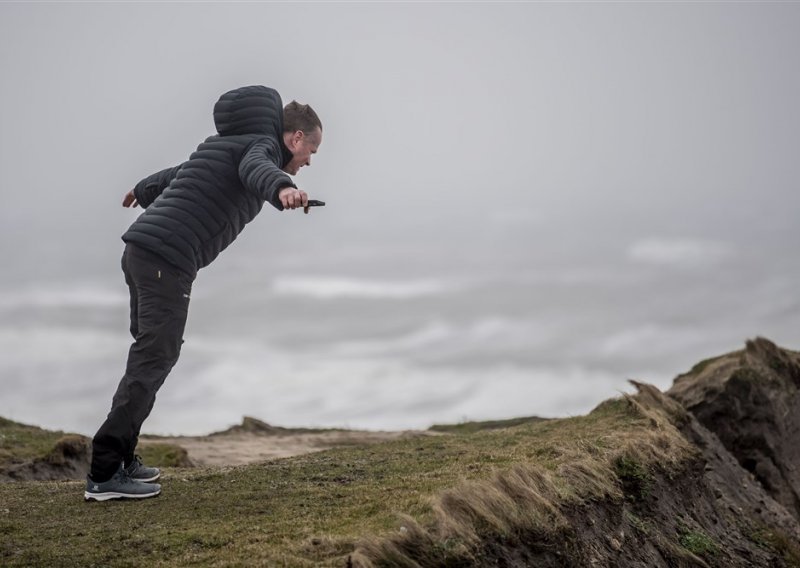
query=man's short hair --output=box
[283,101,322,134]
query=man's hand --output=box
[122,190,139,208]
[278,187,310,214]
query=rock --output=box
[669,337,800,522]
[3,434,91,481]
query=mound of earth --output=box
[669,337,800,522]
[2,434,91,482]
[209,415,333,435]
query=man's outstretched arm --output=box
[238,141,309,211]
[123,164,183,208]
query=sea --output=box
[1,222,798,437]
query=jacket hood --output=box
[213,85,285,138]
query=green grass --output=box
[614,455,653,501]
[680,348,743,377]
[138,443,193,468]
[625,511,650,535]
[729,367,764,385]
[751,526,800,567]
[677,520,719,558]
[686,354,725,376]
[0,418,65,467]
[209,416,350,437]
[428,415,549,434]
[0,397,689,567]
[0,418,190,472]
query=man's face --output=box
[282,128,322,175]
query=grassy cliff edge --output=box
[2,339,800,566]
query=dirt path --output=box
[140,429,438,467]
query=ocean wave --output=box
[0,326,129,366]
[328,317,554,358]
[0,284,127,310]
[627,237,734,267]
[0,324,635,436]
[271,276,451,299]
[113,353,634,434]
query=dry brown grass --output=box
[351,382,698,567]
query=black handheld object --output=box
[307,200,326,207]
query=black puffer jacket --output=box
[122,85,296,276]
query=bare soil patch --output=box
[141,428,438,467]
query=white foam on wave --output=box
[143,342,634,434]
[0,323,636,436]
[328,317,555,359]
[627,237,733,267]
[0,325,133,433]
[0,326,129,366]
[0,284,127,310]
[271,276,450,299]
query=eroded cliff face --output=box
[670,337,800,522]
[557,381,800,567]
[354,343,800,568]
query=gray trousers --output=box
[90,244,193,481]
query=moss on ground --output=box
[0,418,66,466]
[678,523,719,558]
[0,397,687,567]
[138,443,193,468]
[0,418,191,472]
[614,455,654,502]
[730,367,764,383]
[428,415,549,434]
[687,355,725,376]
[751,526,800,567]
[625,511,651,535]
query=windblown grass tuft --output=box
[352,385,696,566]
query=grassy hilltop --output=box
[2,338,800,567]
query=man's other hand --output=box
[123,190,139,208]
[278,187,310,214]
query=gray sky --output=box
[2,2,798,274]
[1,2,800,432]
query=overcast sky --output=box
[2,2,798,274]
[1,2,799,432]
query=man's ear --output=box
[284,130,303,150]
[291,130,304,148]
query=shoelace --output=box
[126,455,144,473]
[116,467,135,484]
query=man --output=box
[85,85,322,501]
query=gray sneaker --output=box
[84,465,161,501]
[125,455,160,482]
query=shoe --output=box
[84,465,161,502]
[125,455,161,482]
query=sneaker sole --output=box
[84,488,161,502]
